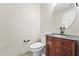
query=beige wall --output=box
[0,3,40,55]
[40,3,56,34]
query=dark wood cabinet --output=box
[46,35,77,56]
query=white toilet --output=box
[30,33,46,56]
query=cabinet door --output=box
[62,39,76,56]
[46,37,63,56]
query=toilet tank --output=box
[40,33,46,45]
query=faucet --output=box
[59,26,66,35]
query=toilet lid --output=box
[30,42,43,49]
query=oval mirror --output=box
[52,3,77,33]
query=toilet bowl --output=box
[30,33,46,56]
[30,42,44,56]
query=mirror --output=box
[52,3,77,34]
[62,7,76,29]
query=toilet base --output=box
[32,50,42,56]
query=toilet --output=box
[30,33,46,56]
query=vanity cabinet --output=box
[46,35,77,56]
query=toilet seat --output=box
[30,42,43,49]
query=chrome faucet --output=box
[59,26,66,35]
